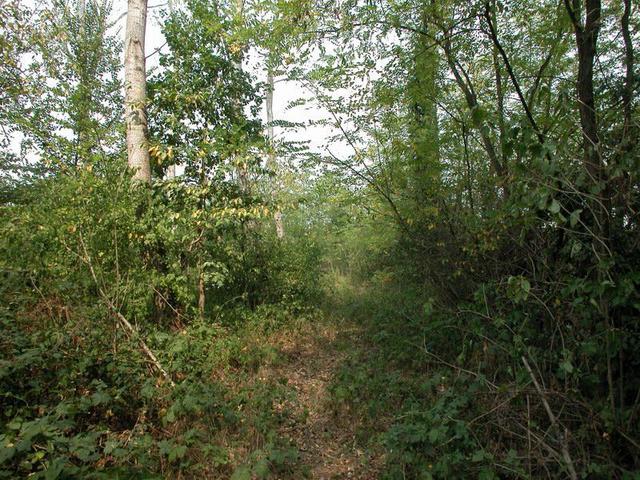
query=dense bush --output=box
[0,163,321,478]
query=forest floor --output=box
[260,317,384,479]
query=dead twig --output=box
[522,355,577,479]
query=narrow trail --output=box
[263,320,383,479]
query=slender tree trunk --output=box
[164,0,176,181]
[442,37,505,199]
[565,0,602,178]
[124,0,151,183]
[266,72,275,154]
[566,0,617,418]
[266,70,284,238]
[490,1,506,169]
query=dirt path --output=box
[265,321,383,479]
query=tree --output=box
[4,0,122,173]
[266,69,285,238]
[148,0,265,318]
[124,0,151,183]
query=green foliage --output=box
[149,0,264,180]
[1,0,639,478]
[24,0,123,168]
[0,154,316,478]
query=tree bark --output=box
[124,0,151,183]
[565,0,602,179]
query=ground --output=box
[261,318,383,479]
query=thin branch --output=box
[522,356,577,480]
[483,2,544,145]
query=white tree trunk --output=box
[266,71,284,239]
[124,0,151,183]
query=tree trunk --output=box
[442,37,505,197]
[566,0,616,417]
[621,0,634,141]
[266,70,285,238]
[124,0,151,183]
[490,1,505,169]
[565,0,601,179]
[408,7,440,204]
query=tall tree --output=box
[266,69,285,238]
[124,0,151,183]
[12,0,122,170]
[406,4,441,206]
[148,0,264,318]
[564,0,602,179]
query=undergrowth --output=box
[0,299,317,479]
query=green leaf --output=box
[560,359,574,374]
[549,199,561,214]
[472,450,485,462]
[479,467,498,480]
[44,458,66,480]
[428,428,440,443]
[165,409,176,423]
[168,444,187,462]
[0,446,15,464]
[7,420,21,431]
[91,391,110,406]
[569,209,582,228]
